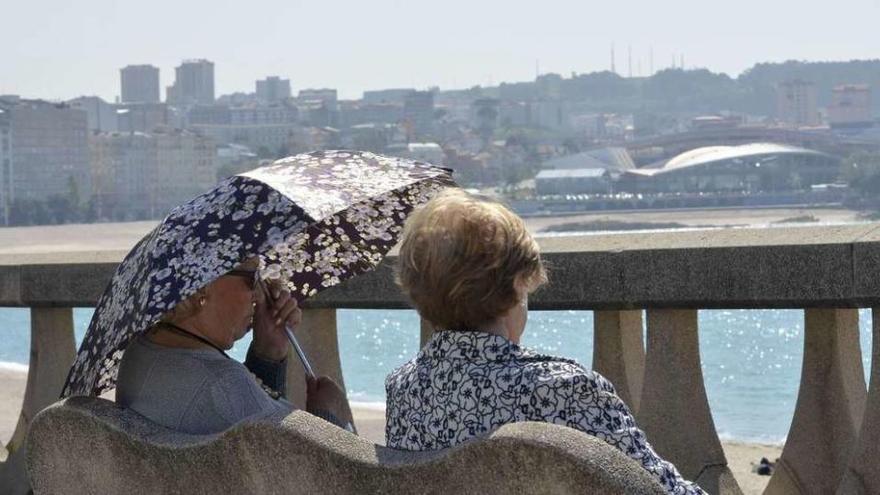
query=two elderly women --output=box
[114,184,700,494]
[385,189,705,494]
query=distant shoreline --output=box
[0,206,869,255]
[0,361,28,373]
[524,205,866,234]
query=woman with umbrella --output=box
[113,255,352,433]
[61,150,453,435]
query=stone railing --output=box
[2,224,880,494]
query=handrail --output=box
[2,223,880,309]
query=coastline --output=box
[0,206,868,255]
[524,206,865,234]
[0,367,781,494]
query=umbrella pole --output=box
[284,325,316,379]
[257,279,316,380]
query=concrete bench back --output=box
[27,397,665,495]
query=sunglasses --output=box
[226,269,260,290]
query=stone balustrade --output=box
[3,223,880,494]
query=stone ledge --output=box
[2,225,879,309]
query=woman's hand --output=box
[306,375,354,427]
[252,279,302,361]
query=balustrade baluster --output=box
[592,310,645,414]
[0,307,76,495]
[837,308,880,494]
[639,309,741,494]
[766,308,865,495]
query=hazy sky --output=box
[3,0,880,101]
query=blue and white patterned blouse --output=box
[385,331,705,495]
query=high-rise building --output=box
[89,131,157,219]
[120,65,161,104]
[68,96,118,132]
[0,99,90,216]
[297,89,337,107]
[403,90,435,140]
[297,89,339,128]
[167,59,215,106]
[188,102,299,151]
[153,127,216,213]
[115,103,170,133]
[776,80,819,127]
[829,84,874,129]
[0,104,11,225]
[189,103,299,126]
[531,99,571,130]
[256,76,291,103]
[89,127,216,220]
[217,92,259,106]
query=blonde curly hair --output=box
[396,189,546,330]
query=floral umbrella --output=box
[62,150,455,397]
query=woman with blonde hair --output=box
[385,189,704,495]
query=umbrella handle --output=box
[257,278,316,380]
[284,325,316,379]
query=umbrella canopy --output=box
[62,150,454,397]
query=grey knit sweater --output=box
[116,334,293,435]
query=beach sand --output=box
[0,368,27,462]
[523,206,864,233]
[0,207,867,256]
[0,369,781,494]
[722,441,784,495]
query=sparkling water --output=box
[0,307,872,445]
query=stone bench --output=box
[26,397,666,494]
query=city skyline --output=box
[3,0,879,102]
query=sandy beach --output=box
[0,369,26,446]
[0,368,781,493]
[523,206,865,233]
[0,206,868,256]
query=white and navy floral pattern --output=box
[385,331,705,495]
[63,150,454,398]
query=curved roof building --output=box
[621,143,840,193]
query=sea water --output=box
[0,306,871,445]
